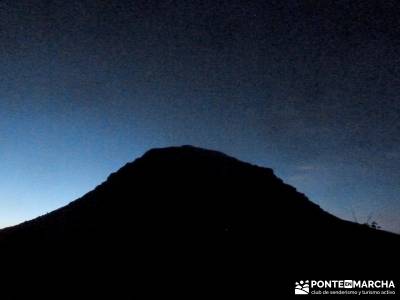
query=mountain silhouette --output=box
[0,145,399,297]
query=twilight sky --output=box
[0,0,399,232]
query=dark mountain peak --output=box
[105,144,275,186]
[0,145,389,239]
[141,145,243,163]
[130,144,270,170]
[0,146,399,290]
[141,145,275,174]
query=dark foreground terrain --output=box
[0,146,399,297]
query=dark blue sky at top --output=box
[0,0,399,232]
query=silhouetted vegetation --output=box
[366,220,382,230]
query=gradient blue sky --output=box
[1,0,399,232]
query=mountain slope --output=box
[0,145,399,296]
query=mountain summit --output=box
[0,146,399,296]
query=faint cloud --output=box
[287,174,312,183]
[296,164,319,171]
[385,151,400,160]
[286,164,323,187]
